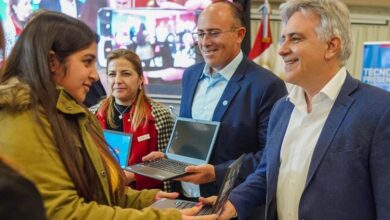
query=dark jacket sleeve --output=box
[0,160,47,220]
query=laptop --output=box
[125,117,220,181]
[103,129,133,169]
[150,154,245,216]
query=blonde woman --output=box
[93,49,174,191]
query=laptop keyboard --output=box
[197,206,213,215]
[175,200,213,215]
[145,158,191,174]
[175,200,196,209]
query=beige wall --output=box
[249,2,390,80]
[252,0,390,8]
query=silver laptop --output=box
[150,154,245,216]
[125,117,220,181]
[103,129,133,169]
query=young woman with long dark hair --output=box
[0,11,215,220]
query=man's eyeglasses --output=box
[192,28,238,42]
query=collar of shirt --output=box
[287,67,347,109]
[200,50,243,81]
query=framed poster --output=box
[97,8,203,98]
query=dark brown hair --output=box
[1,11,126,203]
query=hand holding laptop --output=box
[142,151,217,184]
[212,200,237,220]
[142,151,165,161]
[155,191,180,201]
[154,191,218,219]
[150,154,245,217]
[195,195,238,220]
[181,205,218,220]
[176,164,216,184]
[124,171,135,185]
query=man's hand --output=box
[180,204,218,220]
[142,151,165,161]
[218,200,237,220]
[154,191,179,201]
[176,164,216,184]
[199,196,217,206]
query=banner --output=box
[361,42,390,91]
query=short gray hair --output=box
[279,0,352,65]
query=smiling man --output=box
[177,0,287,207]
[218,0,390,219]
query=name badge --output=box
[137,134,151,142]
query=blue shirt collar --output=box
[200,51,243,81]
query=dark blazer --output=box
[229,74,390,220]
[180,56,287,196]
[39,0,84,17]
[0,160,46,220]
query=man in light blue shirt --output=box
[177,0,287,203]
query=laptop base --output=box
[151,199,213,216]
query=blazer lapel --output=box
[186,66,204,117]
[305,74,359,187]
[267,101,294,200]
[212,58,249,121]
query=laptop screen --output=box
[166,117,220,165]
[103,130,133,168]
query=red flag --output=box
[248,1,272,60]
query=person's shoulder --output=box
[241,58,283,82]
[89,98,109,116]
[150,100,172,117]
[184,62,205,73]
[182,62,205,84]
[355,80,390,104]
[149,100,174,128]
[89,101,103,114]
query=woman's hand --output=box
[124,170,136,185]
[199,196,217,206]
[154,191,179,201]
[142,151,165,161]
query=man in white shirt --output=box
[216,0,390,219]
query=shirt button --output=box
[100,170,106,177]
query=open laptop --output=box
[150,154,245,216]
[125,117,220,181]
[103,129,133,169]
